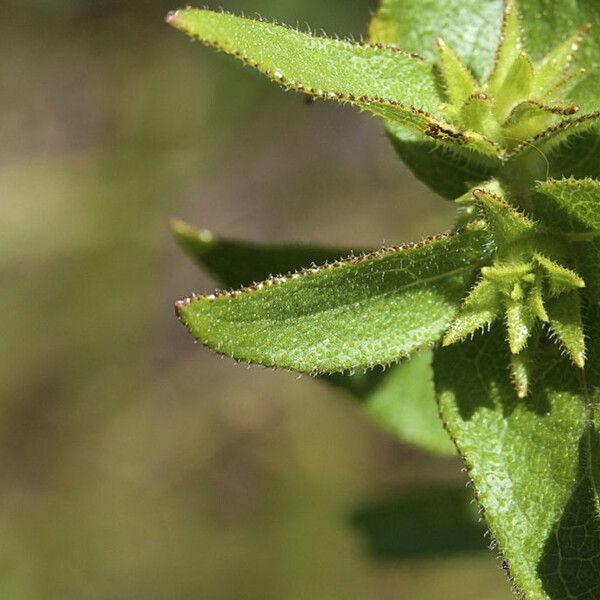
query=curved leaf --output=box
[175,223,494,373]
[168,10,441,128]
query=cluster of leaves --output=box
[167,1,600,598]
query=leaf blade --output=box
[171,219,357,289]
[167,8,446,127]
[360,350,454,455]
[176,224,494,373]
[434,303,600,598]
[172,222,454,455]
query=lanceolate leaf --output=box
[533,178,600,233]
[436,37,477,107]
[434,303,600,599]
[176,223,494,373]
[487,0,525,99]
[168,8,468,143]
[171,219,357,290]
[173,220,454,455]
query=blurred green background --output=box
[2,0,511,598]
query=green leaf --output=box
[435,302,600,599]
[500,101,575,149]
[487,0,525,99]
[509,111,600,160]
[167,8,454,139]
[509,343,536,398]
[533,253,585,296]
[359,350,454,455]
[436,37,477,107]
[533,178,600,233]
[473,187,534,248]
[171,219,356,289]
[546,292,586,369]
[172,220,452,455]
[443,278,502,346]
[460,93,499,141]
[532,24,592,99]
[175,223,493,373]
[505,297,535,353]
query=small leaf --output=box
[532,24,592,99]
[443,278,502,346]
[171,219,356,289]
[500,100,577,149]
[360,350,454,455]
[473,187,534,247]
[459,93,499,140]
[546,292,586,369]
[533,253,585,296]
[166,8,472,144]
[505,297,535,354]
[492,53,534,123]
[175,224,493,373]
[509,342,537,399]
[533,178,600,233]
[436,37,477,107]
[527,276,548,322]
[487,0,523,97]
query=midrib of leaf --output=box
[216,260,489,325]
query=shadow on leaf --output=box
[537,425,600,598]
[350,487,487,561]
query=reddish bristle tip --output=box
[165,10,179,25]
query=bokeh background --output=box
[2,0,511,598]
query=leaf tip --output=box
[174,296,193,315]
[165,10,181,27]
[573,351,586,369]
